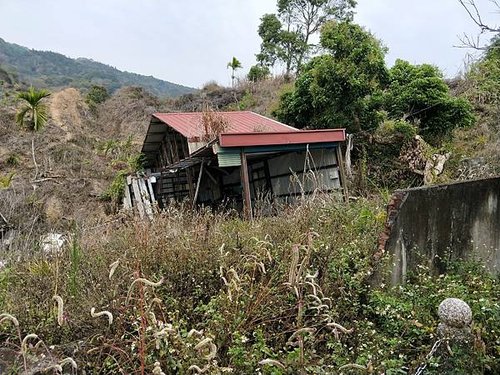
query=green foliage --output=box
[0,196,498,373]
[247,65,271,82]
[5,153,21,166]
[275,21,388,132]
[257,13,308,76]
[0,172,15,189]
[369,262,499,374]
[227,57,243,87]
[385,59,475,143]
[15,86,51,132]
[258,0,356,75]
[85,84,109,105]
[238,91,257,110]
[101,170,128,202]
[464,36,500,107]
[98,136,144,203]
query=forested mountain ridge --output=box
[0,38,195,97]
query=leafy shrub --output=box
[248,65,271,82]
[85,84,109,105]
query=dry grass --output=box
[200,106,229,142]
[0,196,387,373]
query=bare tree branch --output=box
[459,0,500,33]
[457,0,500,50]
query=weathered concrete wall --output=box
[383,177,500,284]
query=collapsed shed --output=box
[130,111,347,218]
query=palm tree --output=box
[227,57,242,87]
[15,87,51,132]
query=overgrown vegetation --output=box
[15,87,51,132]
[0,2,499,374]
[98,135,144,205]
[0,196,498,373]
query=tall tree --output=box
[227,57,243,87]
[15,86,50,132]
[277,0,356,68]
[275,21,388,132]
[257,0,356,76]
[15,86,51,180]
[256,14,306,77]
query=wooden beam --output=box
[186,168,195,201]
[138,178,153,220]
[123,181,132,209]
[240,151,253,220]
[335,145,349,202]
[193,161,205,204]
[131,178,146,219]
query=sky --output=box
[0,0,498,88]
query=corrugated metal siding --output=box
[218,153,242,167]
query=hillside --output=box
[0,42,499,375]
[0,38,195,97]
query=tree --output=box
[277,0,356,68]
[15,86,51,132]
[384,60,475,142]
[257,13,307,77]
[247,65,271,82]
[275,21,388,132]
[256,0,356,76]
[462,35,500,107]
[227,57,242,87]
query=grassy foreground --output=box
[0,196,498,374]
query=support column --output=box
[193,161,204,204]
[335,145,349,202]
[240,151,253,220]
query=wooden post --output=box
[146,176,157,206]
[240,151,253,220]
[186,168,195,201]
[193,161,204,204]
[335,145,349,202]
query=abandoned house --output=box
[127,111,346,218]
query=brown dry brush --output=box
[200,106,229,142]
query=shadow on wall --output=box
[380,177,500,284]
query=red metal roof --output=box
[219,129,346,148]
[152,111,297,141]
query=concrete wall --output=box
[383,177,500,284]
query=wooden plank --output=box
[123,182,132,209]
[131,178,146,219]
[146,177,157,206]
[240,152,253,220]
[186,168,195,201]
[193,161,205,204]
[138,178,154,220]
[335,146,349,201]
